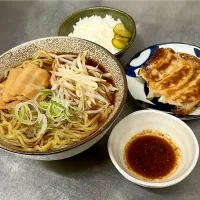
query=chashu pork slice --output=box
[2,63,50,103]
[2,68,23,102]
[0,99,21,110]
[0,82,21,110]
[9,63,50,99]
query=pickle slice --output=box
[112,38,126,49]
[113,23,131,38]
[114,33,130,43]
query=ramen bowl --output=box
[57,6,136,57]
[0,36,127,160]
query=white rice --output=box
[68,15,122,54]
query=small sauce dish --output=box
[108,110,199,188]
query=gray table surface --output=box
[1,1,200,200]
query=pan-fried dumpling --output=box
[138,48,200,115]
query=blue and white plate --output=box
[126,43,200,120]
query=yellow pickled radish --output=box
[112,38,126,49]
[113,23,131,38]
[114,33,130,43]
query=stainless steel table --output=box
[0,1,200,200]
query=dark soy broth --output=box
[124,130,180,180]
[86,58,116,105]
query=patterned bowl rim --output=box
[0,36,127,155]
[57,6,136,56]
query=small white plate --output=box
[126,42,200,120]
[108,110,199,188]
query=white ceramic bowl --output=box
[108,110,199,188]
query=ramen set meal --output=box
[0,9,199,187]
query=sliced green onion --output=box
[38,114,47,135]
[15,101,40,125]
[34,89,55,102]
[38,101,50,110]
[45,101,70,122]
